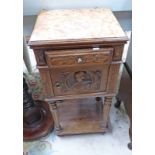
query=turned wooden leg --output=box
[128,121,132,150]
[128,142,132,150]
[114,96,122,108]
[95,97,102,110]
[50,102,62,131]
[101,96,113,128]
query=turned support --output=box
[95,97,103,112]
[50,102,62,131]
[128,120,132,150]
[102,96,113,128]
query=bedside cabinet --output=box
[29,8,128,136]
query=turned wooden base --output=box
[49,97,112,136]
[23,100,54,141]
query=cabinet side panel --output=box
[39,68,54,98]
[106,64,121,93]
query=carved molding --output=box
[34,50,46,65]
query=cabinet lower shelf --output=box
[54,98,109,136]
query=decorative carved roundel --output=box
[65,70,101,91]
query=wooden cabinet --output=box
[29,8,128,135]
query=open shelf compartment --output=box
[56,97,108,136]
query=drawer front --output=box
[45,48,113,67]
[50,65,110,96]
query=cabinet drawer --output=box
[45,48,113,68]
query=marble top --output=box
[29,8,127,44]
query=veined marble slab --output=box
[29,8,127,43]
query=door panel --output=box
[50,65,110,96]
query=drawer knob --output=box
[55,82,61,88]
[77,57,83,63]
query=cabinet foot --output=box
[128,142,132,150]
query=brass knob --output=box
[55,82,61,88]
[77,57,83,63]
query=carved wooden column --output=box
[102,96,113,128]
[49,102,62,131]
